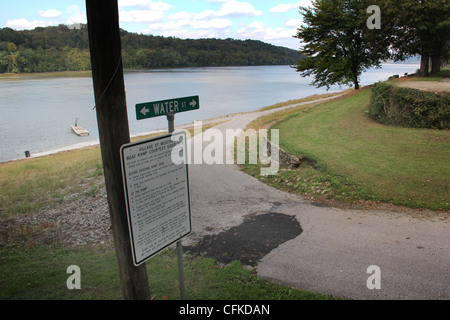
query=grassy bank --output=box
[0,245,337,300]
[0,125,220,218]
[242,88,449,214]
[0,147,104,217]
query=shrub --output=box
[369,82,450,129]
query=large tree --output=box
[382,0,450,76]
[294,0,391,90]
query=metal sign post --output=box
[167,111,186,301]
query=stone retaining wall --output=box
[263,137,301,169]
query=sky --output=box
[0,0,313,50]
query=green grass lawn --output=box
[0,147,104,217]
[243,88,449,213]
[0,245,338,300]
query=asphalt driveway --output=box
[182,95,450,300]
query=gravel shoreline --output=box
[0,119,229,248]
[0,188,113,248]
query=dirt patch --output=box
[0,190,112,248]
[396,80,450,92]
[184,212,302,267]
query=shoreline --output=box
[1,113,241,164]
[1,91,346,164]
[0,62,422,80]
[0,66,287,80]
[0,70,92,79]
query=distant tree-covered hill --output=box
[0,24,304,73]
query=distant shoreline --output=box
[0,65,297,79]
[0,62,422,79]
[0,70,92,79]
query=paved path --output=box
[182,94,450,300]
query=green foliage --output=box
[294,0,390,90]
[0,25,303,73]
[382,0,450,60]
[0,26,91,73]
[369,82,450,129]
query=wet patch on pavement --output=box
[185,212,302,267]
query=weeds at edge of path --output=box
[239,89,449,219]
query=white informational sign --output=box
[120,131,191,266]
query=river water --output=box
[0,64,418,163]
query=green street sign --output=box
[136,95,199,120]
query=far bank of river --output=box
[0,64,419,163]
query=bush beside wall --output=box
[369,82,450,130]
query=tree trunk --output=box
[419,54,429,77]
[431,53,441,74]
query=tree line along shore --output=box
[0,24,304,74]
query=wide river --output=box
[0,64,418,163]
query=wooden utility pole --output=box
[85,0,150,300]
